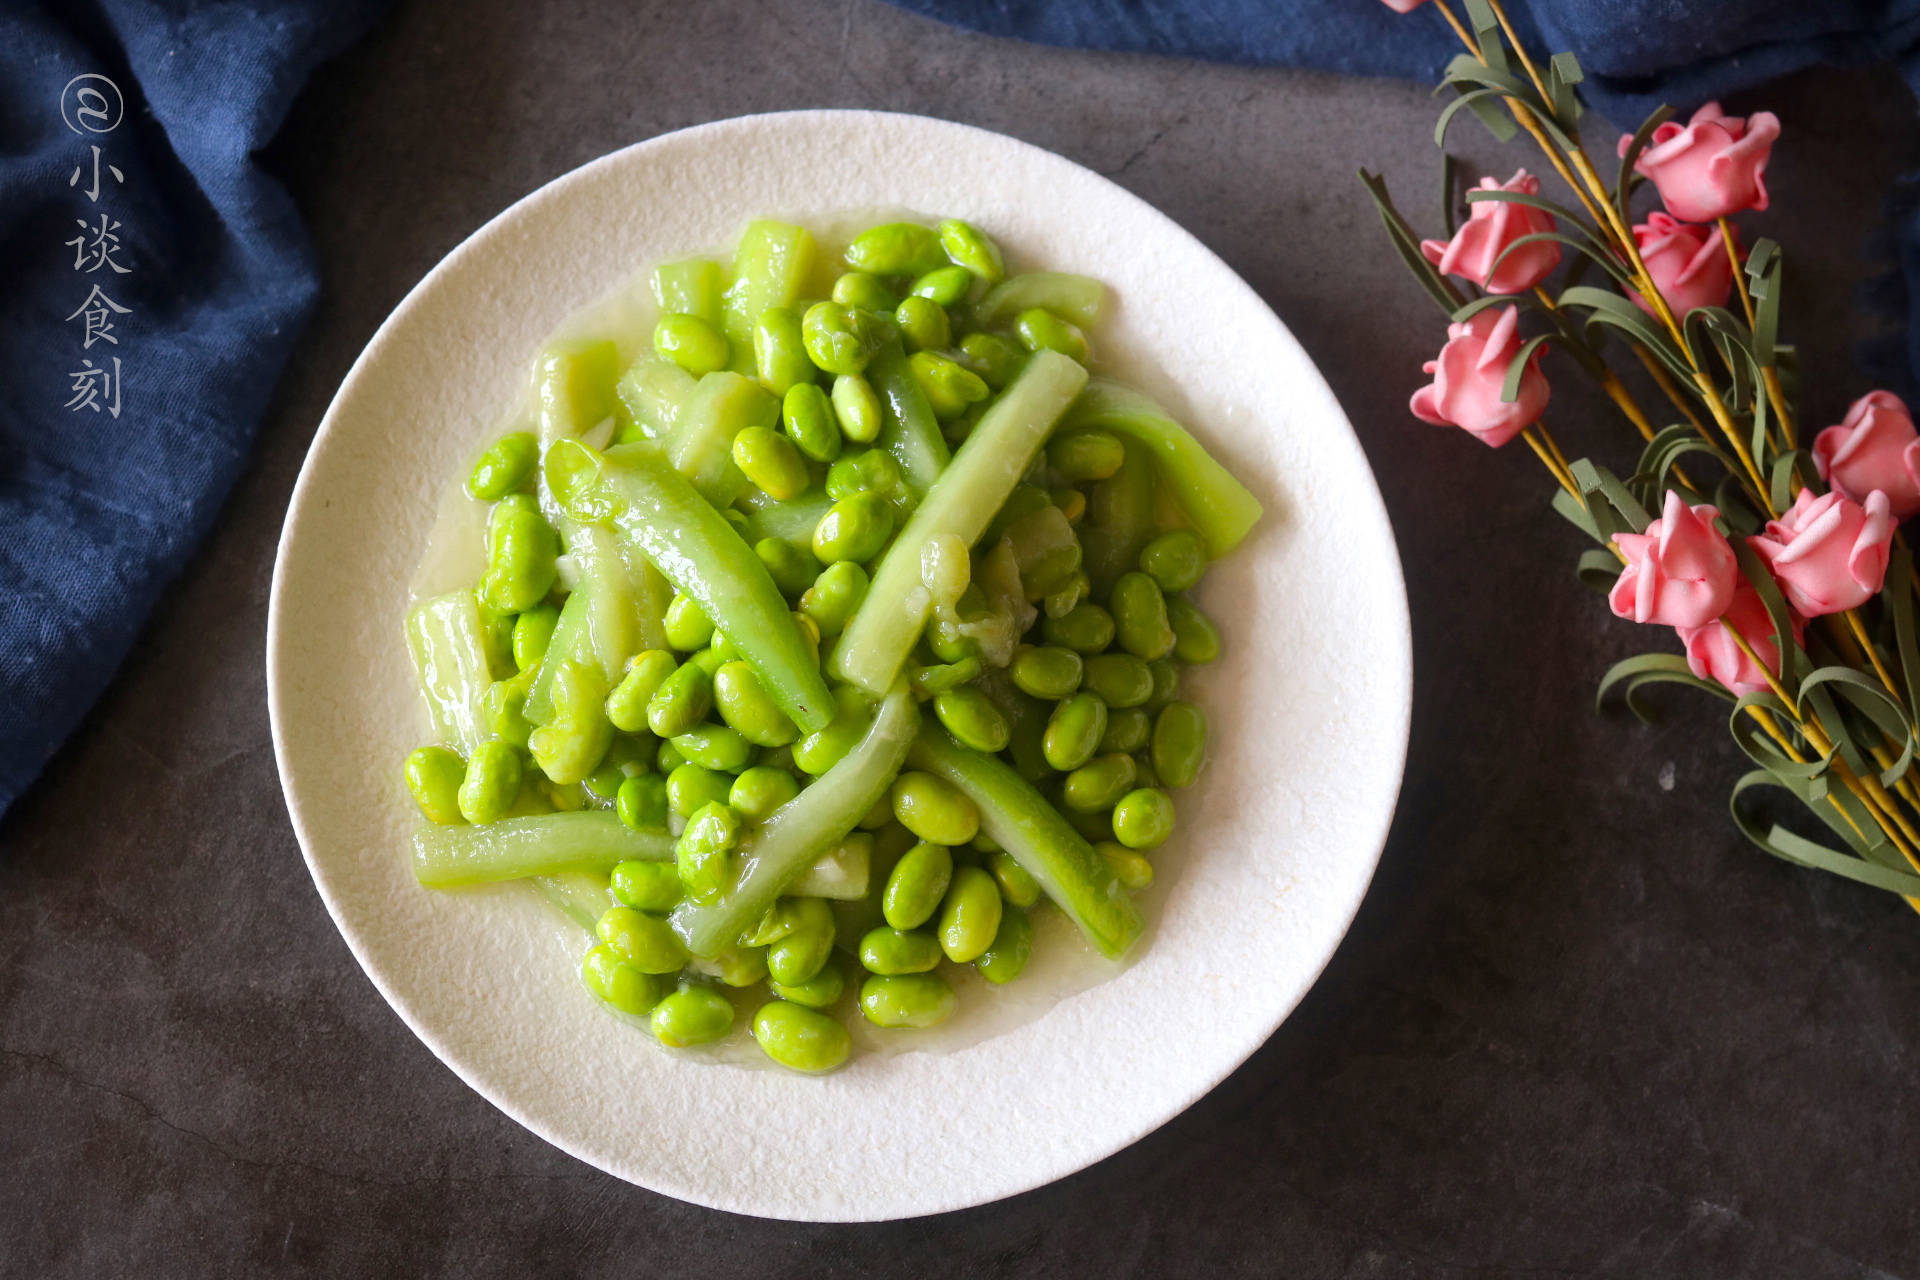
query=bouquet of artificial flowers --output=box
[1372,0,1920,907]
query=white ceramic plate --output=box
[268,110,1411,1222]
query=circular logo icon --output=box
[61,74,124,135]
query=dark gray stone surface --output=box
[4,1,1919,1275]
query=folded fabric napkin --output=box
[0,0,384,816]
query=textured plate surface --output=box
[267,110,1411,1222]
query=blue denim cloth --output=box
[0,0,385,814]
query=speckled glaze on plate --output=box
[266,110,1411,1222]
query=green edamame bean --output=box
[974,907,1031,983]
[845,222,947,276]
[650,984,734,1047]
[988,849,1042,910]
[797,561,869,637]
[457,739,522,824]
[894,295,951,352]
[1096,840,1155,890]
[751,1000,851,1074]
[1041,602,1115,655]
[1047,431,1125,483]
[832,270,896,311]
[646,661,713,738]
[1014,307,1089,361]
[479,495,558,614]
[753,306,817,395]
[857,797,893,830]
[730,425,809,501]
[791,688,873,776]
[859,972,957,1028]
[583,761,627,803]
[674,801,741,905]
[937,218,1004,283]
[882,841,953,930]
[528,658,612,785]
[1145,658,1180,712]
[467,431,539,501]
[1043,692,1108,772]
[616,773,669,831]
[1139,529,1208,592]
[671,724,752,773]
[596,905,687,974]
[824,447,904,501]
[1132,754,1161,790]
[830,373,884,445]
[909,264,975,307]
[956,332,1025,390]
[932,686,1010,752]
[1084,653,1154,708]
[1063,803,1111,844]
[1009,646,1083,700]
[1062,753,1138,812]
[812,491,894,564]
[653,312,730,376]
[1167,597,1222,664]
[728,764,800,822]
[924,615,982,666]
[667,763,733,819]
[936,865,1003,963]
[1052,487,1087,524]
[656,741,686,773]
[1151,701,1208,789]
[801,301,881,376]
[711,660,799,748]
[662,593,716,652]
[1099,707,1152,755]
[611,858,681,912]
[892,771,980,846]
[404,746,466,825]
[606,650,678,733]
[766,898,835,986]
[1044,570,1090,620]
[582,944,663,1015]
[771,958,847,1009]
[1111,571,1175,661]
[713,943,769,987]
[1112,788,1175,849]
[919,533,971,609]
[756,537,820,599]
[859,926,943,975]
[509,603,559,672]
[908,350,989,421]
[781,383,843,463]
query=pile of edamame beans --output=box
[403,216,1261,1074]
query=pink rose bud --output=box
[1608,490,1739,628]
[1408,306,1548,448]
[1675,583,1800,697]
[1747,488,1894,617]
[1377,0,1429,10]
[1629,212,1734,320]
[1420,170,1562,295]
[1812,390,1920,520]
[1619,101,1781,223]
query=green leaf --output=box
[1570,457,1651,533]
[1435,86,1522,150]
[1746,238,1782,366]
[1730,770,1920,894]
[1457,0,1507,75]
[1551,485,1603,542]
[1556,285,1695,385]
[1577,547,1623,595]
[1545,52,1585,136]
[1614,105,1675,224]
[1463,188,1608,248]
[1486,230,1635,291]
[1596,651,1729,719]
[1359,169,1465,316]
[1727,691,1823,777]
[1887,543,1920,722]
[1437,56,1522,144]
[1451,293,1534,325]
[1731,537,1807,690]
[1501,333,1553,404]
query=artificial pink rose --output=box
[1812,390,1920,520]
[1675,583,1801,697]
[1408,306,1548,448]
[1629,211,1734,320]
[1748,488,1894,617]
[1608,490,1738,628]
[1619,102,1781,223]
[1377,0,1429,11]
[1420,170,1562,294]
